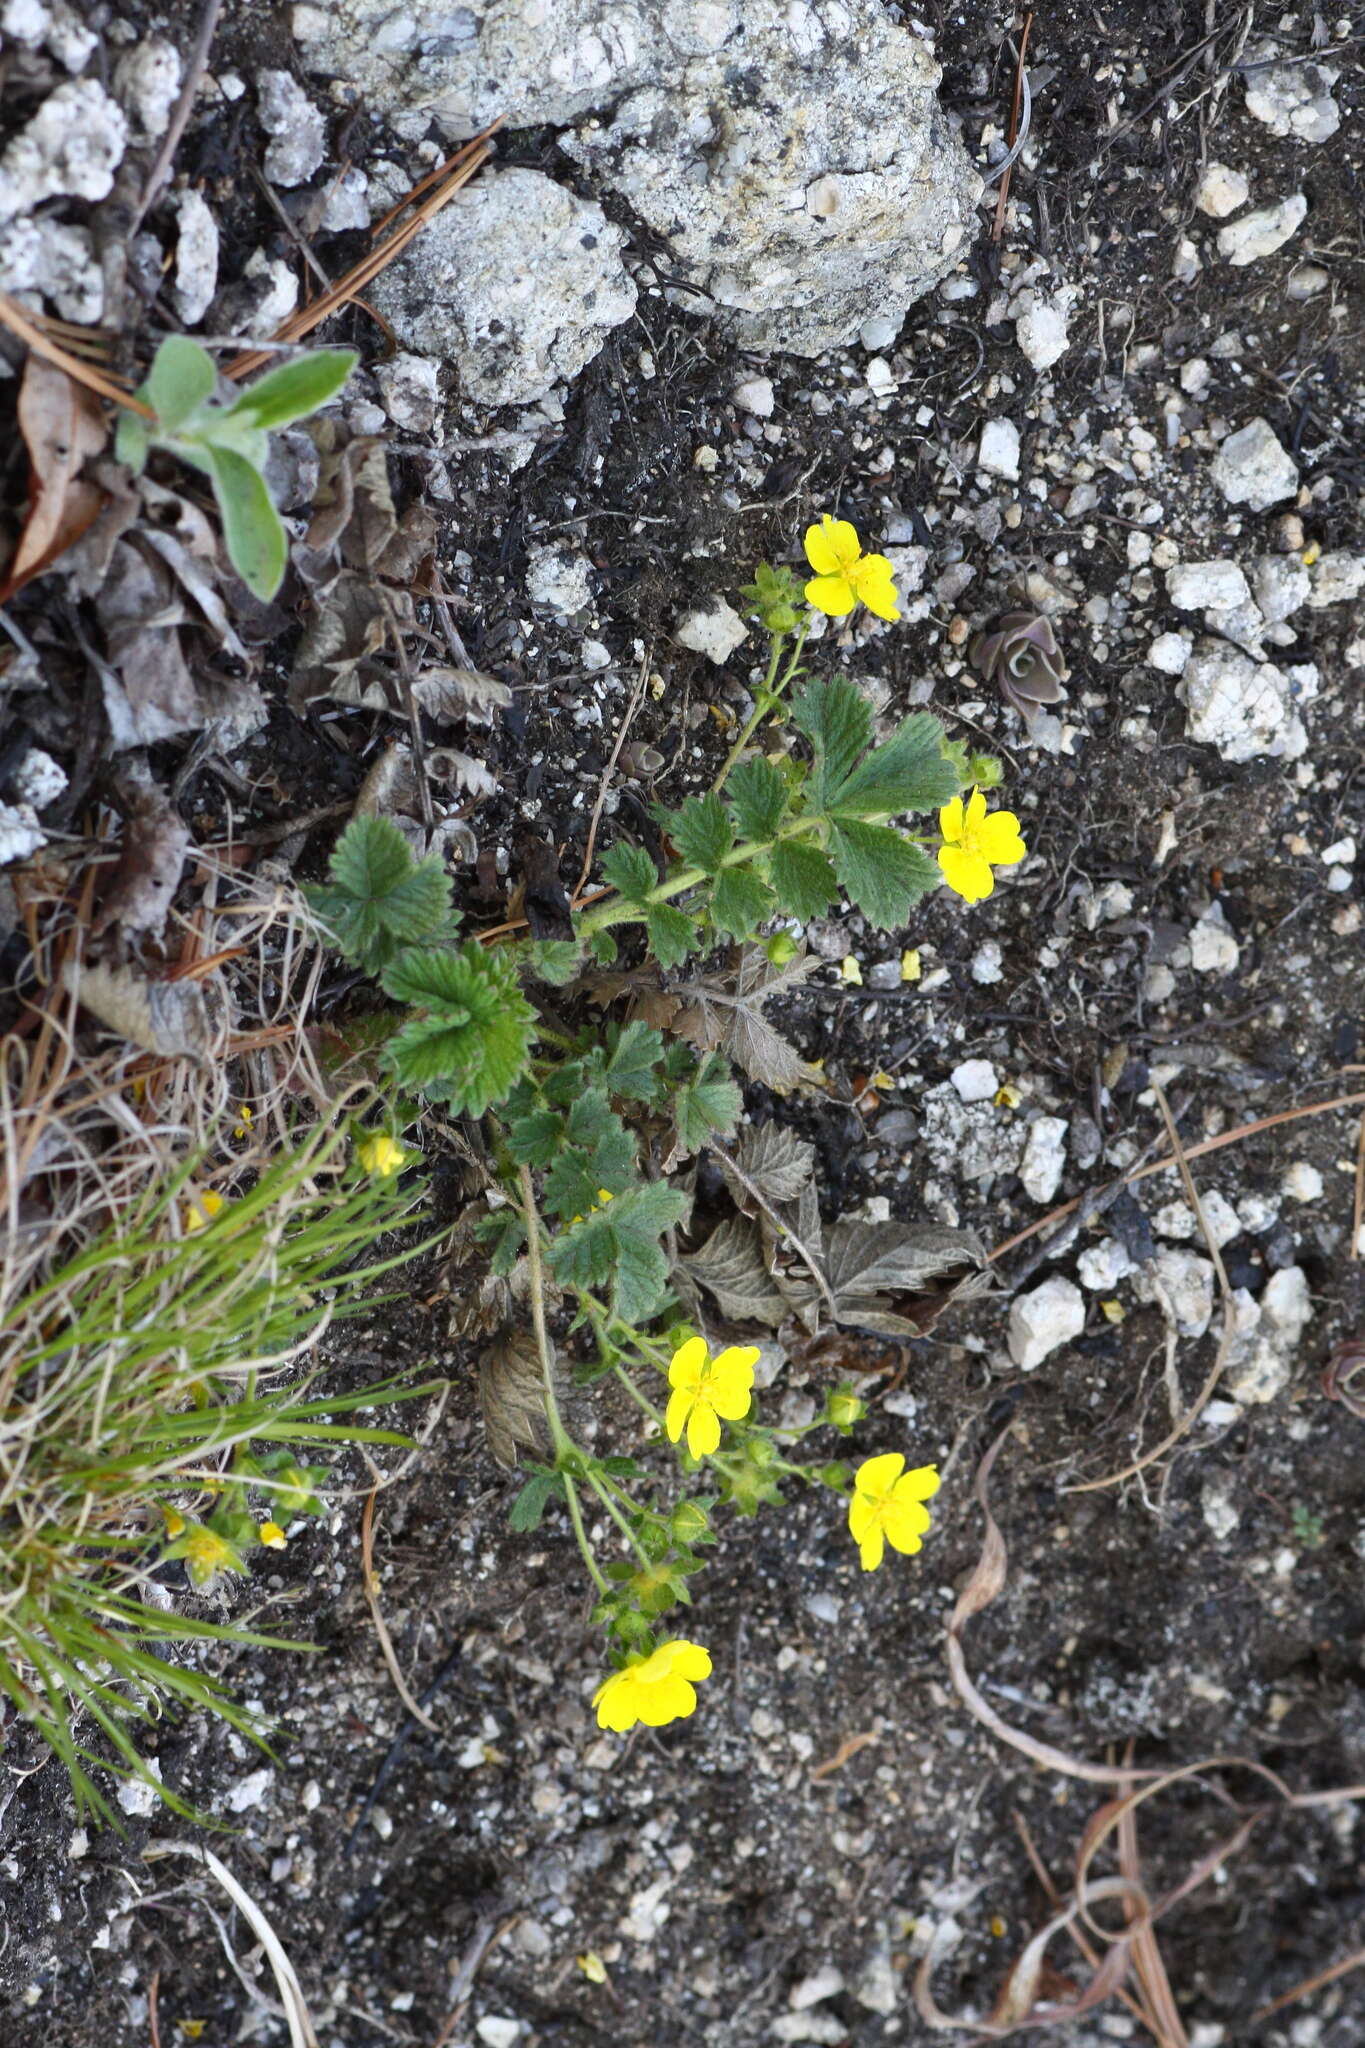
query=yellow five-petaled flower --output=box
[848,1452,941,1571]
[356,1132,407,1178]
[593,1638,713,1732]
[666,1337,758,1458]
[937,787,1027,904]
[803,516,901,622]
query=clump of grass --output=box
[0,1113,436,1823]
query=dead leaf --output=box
[289,571,390,707]
[0,358,107,601]
[94,757,190,939]
[412,666,511,725]
[95,541,266,750]
[677,1214,790,1327]
[718,1122,816,1210]
[479,1323,552,1468]
[588,945,823,1092]
[428,747,497,799]
[62,957,214,1061]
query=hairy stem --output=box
[516,1164,571,1460]
[561,1474,609,1596]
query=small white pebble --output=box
[950,1058,998,1103]
[1281,1162,1323,1202]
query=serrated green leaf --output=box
[590,1123,638,1188]
[309,817,455,975]
[509,1470,564,1533]
[768,838,839,920]
[601,1021,665,1100]
[547,1208,618,1294]
[204,444,287,600]
[599,843,657,903]
[673,1053,742,1151]
[828,821,940,928]
[506,1109,565,1166]
[711,866,775,939]
[646,902,699,970]
[542,1145,604,1221]
[792,677,873,813]
[665,793,733,875]
[827,710,958,818]
[380,941,536,1115]
[726,756,789,841]
[613,1232,671,1325]
[527,939,582,986]
[480,1209,527,1276]
[146,335,217,432]
[588,930,618,965]
[223,349,357,431]
[609,1180,689,1246]
[564,1088,619,1148]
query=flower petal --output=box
[804,573,856,617]
[848,1492,877,1544]
[665,1385,692,1445]
[858,1523,886,1572]
[804,516,860,576]
[853,555,901,622]
[882,1505,928,1555]
[637,1675,697,1726]
[938,797,965,845]
[895,1463,941,1503]
[686,1400,722,1459]
[965,787,988,829]
[708,1354,755,1419]
[938,844,995,903]
[854,1451,906,1498]
[668,1336,709,1388]
[663,1640,713,1683]
[977,811,1027,865]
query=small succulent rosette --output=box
[969,610,1068,721]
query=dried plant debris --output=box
[678,1121,991,1338]
[589,944,823,1093]
[59,957,218,1061]
[0,358,106,602]
[478,1322,552,1469]
[93,755,189,939]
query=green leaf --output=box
[588,930,618,965]
[827,710,958,819]
[601,1022,664,1101]
[564,1087,622,1149]
[203,444,287,601]
[665,793,733,875]
[509,1469,564,1533]
[768,838,839,920]
[547,1208,617,1294]
[673,1053,742,1151]
[646,902,699,970]
[114,409,151,474]
[146,335,217,431]
[307,817,454,975]
[609,1179,689,1247]
[380,942,536,1115]
[223,349,358,431]
[828,821,940,928]
[476,1208,527,1276]
[527,939,582,986]
[599,843,657,903]
[506,1109,565,1166]
[711,866,775,939]
[542,1146,605,1221]
[726,756,789,842]
[612,1231,671,1325]
[792,677,873,813]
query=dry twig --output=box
[360,1486,440,1735]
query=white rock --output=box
[1210,417,1299,511]
[1224,1266,1311,1405]
[321,166,371,231]
[1080,881,1133,928]
[1148,631,1192,676]
[790,1966,845,2008]
[978,418,1021,480]
[865,355,896,396]
[1245,54,1340,143]
[920,1084,1026,1186]
[771,2016,846,2046]
[1013,286,1075,371]
[0,214,103,321]
[0,78,127,222]
[375,352,441,433]
[1180,356,1211,397]
[475,2021,521,2048]
[1008,1276,1085,1370]
[1178,640,1307,762]
[675,595,747,665]
[526,543,594,615]
[239,250,298,336]
[227,1767,274,1813]
[1200,1191,1244,1249]
[1166,561,1251,613]
[1307,552,1365,608]
[258,69,326,186]
[1326,865,1352,894]
[1020,1116,1069,1204]
[1251,554,1311,625]
[1238,1194,1279,1233]
[1077,1238,1135,1291]
[854,1949,899,2015]
[1189,907,1239,974]
[1154,1200,1197,1240]
[1193,163,1249,219]
[171,187,219,325]
[9,748,66,808]
[732,375,775,418]
[1172,236,1201,283]
[1201,1477,1240,1540]
[116,1760,163,1816]
[0,802,46,864]
[1281,1162,1323,1203]
[368,169,636,407]
[1322,837,1357,866]
[112,40,182,142]
[859,311,903,350]
[950,1058,998,1104]
[1137,1248,1215,1338]
[1287,262,1330,300]
[970,940,1003,984]
[1217,194,1306,267]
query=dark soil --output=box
[2,1,1364,2044]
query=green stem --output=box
[614,1362,667,1429]
[516,1164,572,1460]
[711,614,813,792]
[561,1474,610,1595]
[586,1470,654,1570]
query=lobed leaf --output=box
[828,820,939,928]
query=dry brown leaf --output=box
[61,958,214,1061]
[718,1123,816,1210]
[479,1323,551,1469]
[94,757,190,939]
[0,357,107,601]
[677,1215,789,1327]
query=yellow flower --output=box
[232,1102,254,1140]
[259,1520,287,1549]
[665,1337,758,1458]
[848,1452,940,1571]
[937,788,1027,904]
[592,1638,713,1732]
[356,1132,406,1178]
[183,1189,225,1234]
[174,1524,248,1589]
[803,516,901,622]
[160,1505,186,1538]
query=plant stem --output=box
[585,1470,654,1570]
[517,1164,572,1460]
[561,1474,609,1595]
[712,614,813,793]
[614,1363,667,1429]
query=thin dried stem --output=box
[359,1487,440,1734]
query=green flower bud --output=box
[967,751,1005,790]
[824,1389,865,1432]
[671,1500,711,1545]
[814,1461,853,1491]
[765,930,800,968]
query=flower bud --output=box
[967,751,1004,790]
[824,1390,865,1432]
[671,1500,710,1545]
[765,930,800,968]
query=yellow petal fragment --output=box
[840,955,863,984]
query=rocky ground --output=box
[1,1,1364,2044]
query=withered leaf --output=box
[479,1322,552,1469]
[816,1218,993,1336]
[672,945,823,1093]
[0,358,107,601]
[94,757,190,939]
[62,958,215,1061]
[719,1122,816,1211]
[676,1215,789,1328]
[412,666,512,726]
